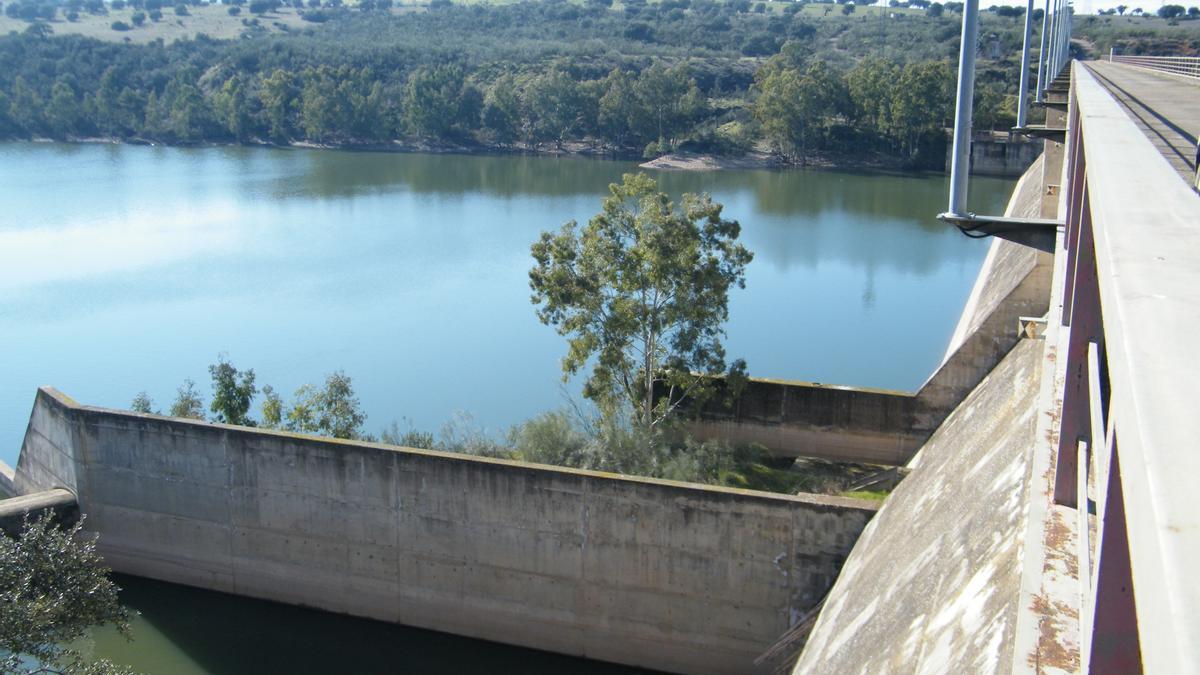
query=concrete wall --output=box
[684,155,1051,466]
[683,379,922,466]
[944,131,1042,177]
[13,387,877,675]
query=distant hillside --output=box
[0,0,1195,165]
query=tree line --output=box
[0,35,1012,166]
[0,0,1050,166]
[132,355,369,440]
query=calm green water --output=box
[0,142,1013,673]
[79,575,656,674]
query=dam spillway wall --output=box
[13,387,876,675]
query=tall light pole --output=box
[1017,0,1036,127]
[1036,0,1051,101]
[944,0,980,218]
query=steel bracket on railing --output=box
[1013,125,1068,141]
[937,213,1064,252]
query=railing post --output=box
[945,0,980,218]
[1017,0,1035,127]
[1089,448,1143,672]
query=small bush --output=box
[110,19,130,29]
[148,7,162,18]
[131,10,145,23]
[510,411,591,468]
[380,421,436,449]
[227,5,240,13]
[173,3,187,14]
[643,140,666,159]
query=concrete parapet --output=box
[683,379,922,465]
[12,387,877,675]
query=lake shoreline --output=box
[25,134,934,175]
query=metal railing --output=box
[1053,61,1200,674]
[1110,54,1200,80]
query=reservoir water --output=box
[0,141,1013,672]
[0,142,1014,464]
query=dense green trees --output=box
[754,56,848,162]
[754,53,955,164]
[0,0,1084,165]
[403,65,471,140]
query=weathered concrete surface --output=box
[946,131,1043,177]
[0,459,15,498]
[685,156,1051,466]
[916,155,1053,421]
[13,387,877,675]
[793,337,1044,674]
[0,488,78,536]
[683,379,922,465]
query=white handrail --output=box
[1110,54,1200,80]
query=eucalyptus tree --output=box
[530,173,752,430]
[208,354,257,426]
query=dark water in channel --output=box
[0,142,1015,673]
[80,575,658,674]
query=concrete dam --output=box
[7,57,1197,674]
[2,125,1058,674]
[1,165,1050,675]
[6,386,876,675]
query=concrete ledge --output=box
[0,488,78,536]
[683,376,922,465]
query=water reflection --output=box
[0,142,1013,465]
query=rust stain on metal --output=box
[1043,510,1078,578]
[1026,594,1081,673]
